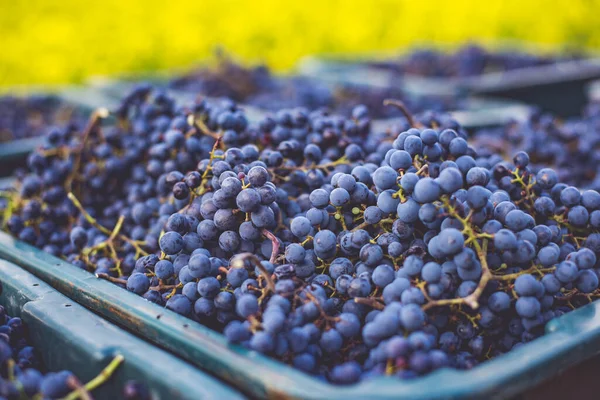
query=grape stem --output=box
[67,193,148,261]
[66,376,93,400]
[383,99,417,128]
[230,253,276,294]
[190,114,222,141]
[96,273,127,285]
[63,355,124,400]
[305,291,340,322]
[510,168,536,212]
[423,196,493,310]
[261,229,280,264]
[354,297,385,310]
[271,156,349,173]
[66,108,110,193]
[422,238,490,311]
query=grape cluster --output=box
[0,95,87,142]
[0,304,145,399]
[3,85,600,385]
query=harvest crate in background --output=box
[297,52,600,117]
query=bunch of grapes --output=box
[3,85,600,385]
[0,304,145,399]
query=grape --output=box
[568,206,589,227]
[319,329,343,353]
[437,167,463,193]
[514,275,542,297]
[236,294,259,318]
[248,166,269,187]
[397,199,420,223]
[466,186,490,210]
[285,243,306,264]
[197,277,221,298]
[126,273,150,295]
[372,265,395,287]
[166,294,192,316]
[403,255,424,276]
[309,189,329,208]
[389,150,413,170]
[574,248,596,269]
[576,270,599,293]
[413,178,441,203]
[329,361,361,384]
[69,227,88,249]
[290,217,311,238]
[159,231,184,255]
[236,189,261,212]
[421,262,442,283]
[555,261,578,283]
[251,206,275,228]
[504,210,529,231]
[313,230,337,259]
[373,166,398,190]
[329,188,350,207]
[188,254,211,278]
[449,137,468,156]
[488,291,511,313]
[347,278,371,298]
[515,297,541,318]
[364,206,384,224]
[536,169,558,189]
[560,187,581,207]
[437,228,464,256]
[399,304,426,331]
[400,173,419,193]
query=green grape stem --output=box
[62,355,124,400]
[67,193,148,265]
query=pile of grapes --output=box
[365,44,584,78]
[3,85,600,385]
[169,56,453,118]
[0,304,146,399]
[0,95,87,142]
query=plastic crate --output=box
[1,232,600,399]
[0,257,245,400]
[298,56,600,117]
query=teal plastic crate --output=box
[298,55,600,117]
[0,256,244,400]
[1,232,600,399]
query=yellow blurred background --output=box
[1,0,600,86]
